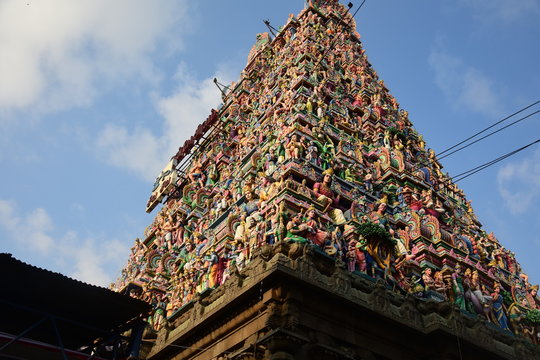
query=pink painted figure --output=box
[313,170,346,224]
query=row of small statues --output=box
[117,178,538,338]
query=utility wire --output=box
[442,138,540,184]
[351,0,367,18]
[413,106,540,172]
[437,109,540,163]
[453,142,539,183]
[437,99,540,157]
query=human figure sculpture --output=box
[422,267,435,291]
[346,240,358,272]
[189,161,206,187]
[234,214,248,245]
[152,293,167,331]
[452,264,467,310]
[306,141,320,165]
[363,170,373,192]
[241,191,260,221]
[469,270,492,318]
[204,247,219,288]
[433,271,447,299]
[285,213,308,243]
[304,206,329,246]
[162,214,180,251]
[525,284,539,309]
[313,169,346,224]
[491,283,510,330]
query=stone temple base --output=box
[144,243,539,360]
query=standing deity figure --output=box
[490,283,510,330]
[452,264,467,310]
[189,160,206,187]
[306,141,320,165]
[346,240,358,272]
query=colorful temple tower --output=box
[114,1,540,359]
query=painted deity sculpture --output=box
[312,169,346,224]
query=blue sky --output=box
[0,0,539,286]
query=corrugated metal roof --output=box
[0,253,151,352]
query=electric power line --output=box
[442,138,540,184]
[437,109,540,163]
[437,99,540,157]
[412,105,540,172]
[351,0,367,19]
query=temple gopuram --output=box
[112,1,540,359]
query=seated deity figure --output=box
[234,214,248,245]
[344,165,361,184]
[312,169,346,225]
[241,191,260,222]
[351,93,363,108]
[469,270,492,318]
[265,147,278,175]
[433,271,448,299]
[285,213,309,244]
[422,267,436,291]
[295,179,313,199]
[285,134,305,159]
[303,206,330,246]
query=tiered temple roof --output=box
[113,0,539,346]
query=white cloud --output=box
[497,148,540,214]
[428,48,501,117]
[0,200,129,286]
[0,200,18,229]
[0,200,55,253]
[59,231,128,287]
[71,203,85,212]
[157,66,233,158]
[95,65,233,181]
[458,0,540,23]
[0,0,189,115]
[96,124,165,182]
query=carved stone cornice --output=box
[146,245,539,360]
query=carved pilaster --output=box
[370,281,389,312]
